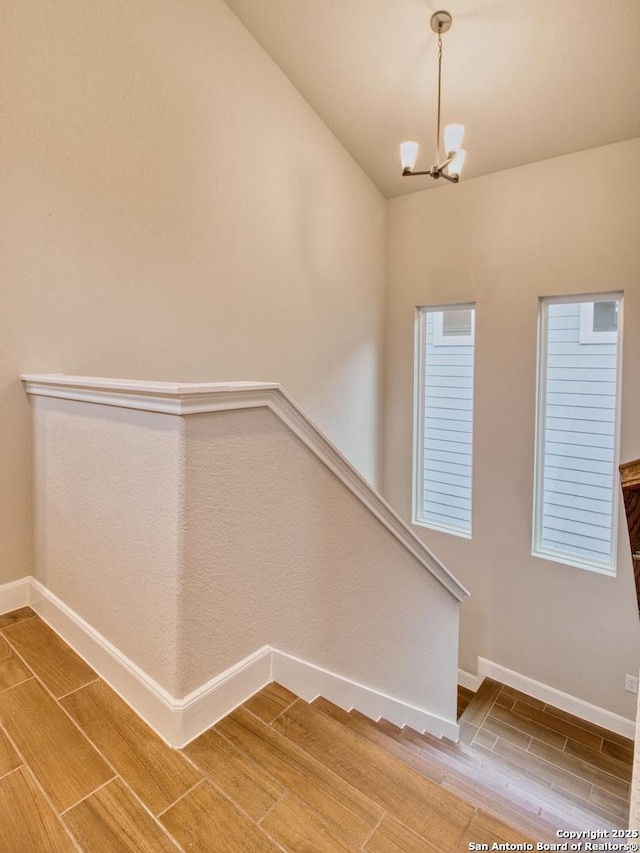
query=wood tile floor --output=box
[457,677,634,828]
[0,606,634,850]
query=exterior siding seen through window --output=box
[414,305,475,537]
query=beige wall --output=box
[32,397,184,690]
[182,406,459,716]
[384,139,640,719]
[29,389,460,723]
[0,0,386,585]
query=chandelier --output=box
[400,10,466,184]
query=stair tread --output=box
[310,695,620,839]
[272,698,478,851]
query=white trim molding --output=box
[21,374,468,603]
[478,657,635,740]
[29,580,272,747]
[457,668,481,693]
[0,577,30,616]
[22,579,457,747]
[272,649,459,741]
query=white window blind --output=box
[414,304,475,537]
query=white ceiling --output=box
[222,0,640,198]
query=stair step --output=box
[215,704,385,849]
[272,697,488,851]
[315,694,622,839]
[203,679,628,848]
[312,698,445,782]
[314,698,568,841]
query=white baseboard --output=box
[29,579,271,747]
[12,580,635,744]
[0,577,31,616]
[26,579,455,745]
[458,668,481,692]
[179,647,272,746]
[273,648,459,741]
[478,657,636,740]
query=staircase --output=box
[183,677,632,850]
[0,605,633,849]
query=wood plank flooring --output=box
[0,607,634,850]
[457,678,634,826]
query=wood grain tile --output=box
[365,815,440,852]
[314,699,444,783]
[544,705,631,749]
[0,633,32,692]
[0,727,21,778]
[494,691,516,711]
[64,777,179,852]
[0,678,114,812]
[459,721,479,745]
[61,679,201,815]
[488,703,568,750]
[273,699,474,849]
[484,739,591,799]
[459,678,502,727]
[347,710,423,757]
[457,808,534,851]
[528,739,630,798]
[472,729,498,750]
[243,681,298,723]
[546,783,622,829]
[161,780,280,852]
[590,784,631,822]
[0,607,35,630]
[261,793,358,852]
[184,726,285,821]
[216,705,384,848]
[3,617,96,698]
[373,717,403,737]
[564,737,633,781]
[512,701,603,751]
[0,766,76,851]
[500,686,546,711]
[601,737,634,764]
[483,715,532,750]
[440,771,560,843]
[457,686,475,717]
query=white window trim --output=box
[532,291,624,576]
[412,303,475,539]
[432,308,475,347]
[579,300,618,345]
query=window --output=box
[414,304,475,537]
[533,293,623,574]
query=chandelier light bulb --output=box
[446,148,466,178]
[444,123,465,156]
[400,141,419,171]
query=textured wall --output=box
[0,0,386,585]
[30,393,459,718]
[32,396,184,691]
[384,140,640,720]
[180,407,459,717]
